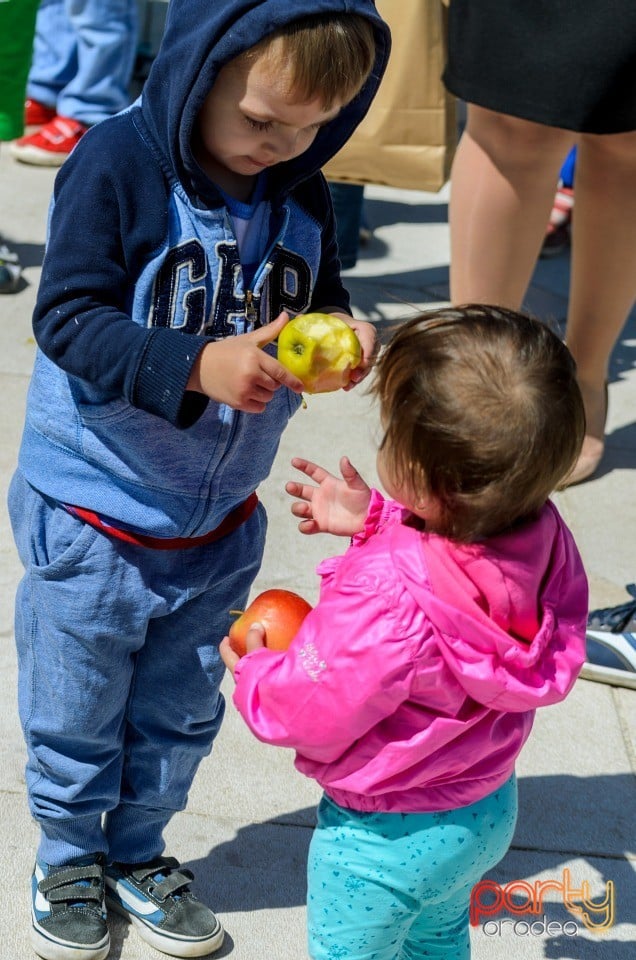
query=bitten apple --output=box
[277,313,362,393]
[228,589,312,657]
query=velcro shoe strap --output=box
[45,884,103,905]
[589,598,636,632]
[38,863,102,893]
[151,870,194,901]
[39,866,103,906]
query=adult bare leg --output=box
[564,130,636,484]
[449,104,574,307]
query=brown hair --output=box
[372,304,585,543]
[242,14,377,109]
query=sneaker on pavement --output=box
[580,591,636,689]
[105,856,224,958]
[540,221,571,258]
[31,855,109,960]
[11,116,88,167]
[540,185,574,259]
[24,98,56,133]
[0,237,22,294]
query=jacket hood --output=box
[140,0,390,202]
[392,501,588,711]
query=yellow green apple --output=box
[277,313,362,393]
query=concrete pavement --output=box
[0,147,634,959]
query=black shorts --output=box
[443,0,636,134]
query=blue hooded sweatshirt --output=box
[16,0,390,538]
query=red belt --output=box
[67,492,259,550]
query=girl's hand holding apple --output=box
[220,587,313,677]
[220,623,266,678]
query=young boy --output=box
[8,2,390,958]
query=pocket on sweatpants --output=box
[9,473,100,577]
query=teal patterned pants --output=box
[307,775,517,960]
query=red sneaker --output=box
[10,116,88,167]
[24,98,56,132]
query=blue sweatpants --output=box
[9,471,266,866]
[307,776,518,960]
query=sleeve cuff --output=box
[133,328,210,428]
[352,489,392,544]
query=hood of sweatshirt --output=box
[390,500,588,711]
[139,0,391,204]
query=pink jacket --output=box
[233,491,588,812]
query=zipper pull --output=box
[245,290,257,326]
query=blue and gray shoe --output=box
[582,589,636,689]
[105,856,224,957]
[31,855,109,960]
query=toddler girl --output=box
[220,304,588,960]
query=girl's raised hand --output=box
[286,455,371,537]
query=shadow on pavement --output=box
[185,809,314,914]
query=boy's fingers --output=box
[249,311,290,348]
[246,316,304,393]
[260,352,304,392]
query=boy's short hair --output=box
[372,304,585,543]
[242,13,377,109]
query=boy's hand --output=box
[286,455,371,536]
[220,623,266,679]
[187,313,304,412]
[322,312,378,388]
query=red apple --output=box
[228,589,312,657]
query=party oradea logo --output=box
[470,868,615,938]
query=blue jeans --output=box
[307,777,518,960]
[9,471,266,866]
[27,0,138,125]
